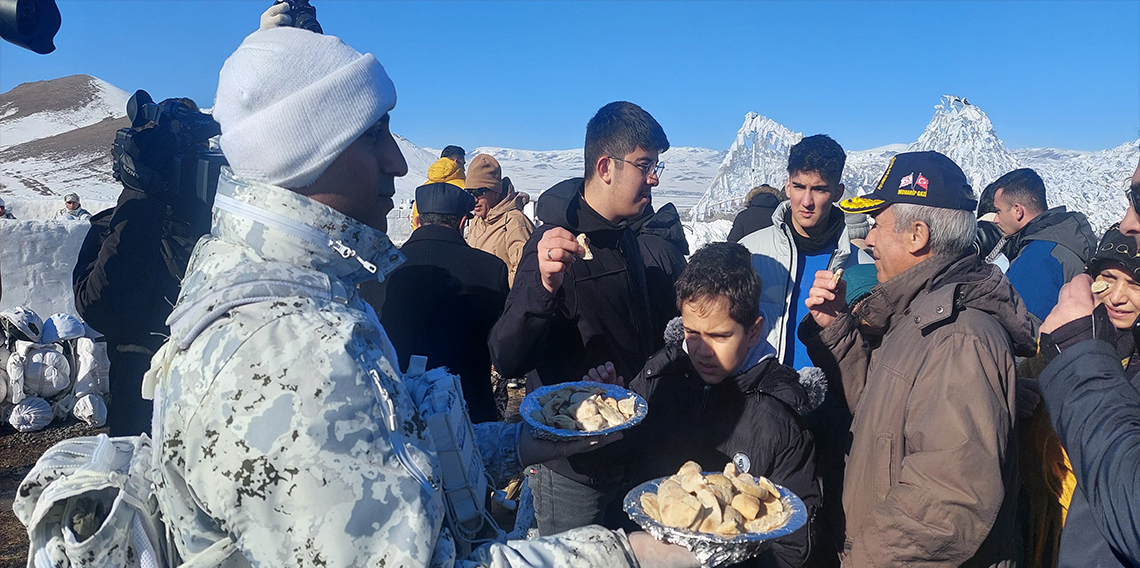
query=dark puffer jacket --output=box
[1040,335,1140,568]
[1004,206,1097,321]
[629,202,688,345]
[489,178,655,486]
[728,191,782,243]
[73,188,210,436]
[623,343,820,567]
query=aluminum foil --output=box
[520,381,648,441]
[623,476,808,568]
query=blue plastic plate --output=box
[520,381,648,440]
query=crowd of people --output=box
[13,7,1139,568]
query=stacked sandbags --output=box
[2,309,110,431]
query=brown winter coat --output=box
[801,253,1036,568]
[466,188,534,287]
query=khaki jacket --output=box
[466,189,533,286]
[802,254,1036,568]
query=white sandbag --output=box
[73,337,110,397]
[40,313,85,343]
[51,392,76,421]
[72,394,107,427]
[13,341,71,399]
[10,397,52,432]
[7,347,26,404]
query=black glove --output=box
[973,221,1004,260]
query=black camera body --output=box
[111,90,227,206]
[274,0,322,34]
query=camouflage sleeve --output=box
[181,313,445,568]
[458,525,637,568]
[474,421,523,487]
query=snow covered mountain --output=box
[454,145,726,211]
[689,112,804,221]
[0,75,724,216]
[690,95,1139,236]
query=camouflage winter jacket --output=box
[150,169,638,568]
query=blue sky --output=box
[2,1,1138,152]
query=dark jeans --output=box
[527,463,617,536]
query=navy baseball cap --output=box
[415,182,476,217]
[839,151,977,214]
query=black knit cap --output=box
[1088,224,1140,282]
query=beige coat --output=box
[466,190,534,286]
[803,254,1036,568]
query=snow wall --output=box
[0,198,415,322]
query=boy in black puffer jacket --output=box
[598,242,822,567]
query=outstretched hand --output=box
[582,362,623,385]
[627,532,700,568]
[805,269,848,328]
[516,422,622,466]
[259,2,292,30]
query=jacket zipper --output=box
[780,224,796,358]
[368,369,437,493]
[700,384,712,412]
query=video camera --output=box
[111,90,227,206]
[274,0,322,34]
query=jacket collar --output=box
[405,223,468,246]
[211,168,404,287]
[484,190,528,224]
[536,177,628,235]
[853,253,961,336]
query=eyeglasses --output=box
[1129,183,1140,214]
[611,157,665,179]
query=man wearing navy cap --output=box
[361,182,509,423]
[800,151,1036,567]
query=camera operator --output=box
[73,105,214,436]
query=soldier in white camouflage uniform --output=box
[148,21,696,568]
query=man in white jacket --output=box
[738,134,869,567]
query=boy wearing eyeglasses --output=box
[489,100,671,536]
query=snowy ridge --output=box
[1017,138,1140,234]
[461,145,725,212]
[0,75,129,150]
[905,95,1020,195]
[689,112,803,221]
[689,95,1139,235]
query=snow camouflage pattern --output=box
[150,169,638,568]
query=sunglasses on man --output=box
[466,186,499,198]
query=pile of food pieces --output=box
[529,384,637,432]
[640,461,789,537]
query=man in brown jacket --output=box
[464,153,535,286]
[800,151,1036,567]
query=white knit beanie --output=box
[213,27,397,188]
